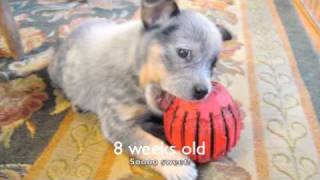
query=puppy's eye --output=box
[177,48,192,59]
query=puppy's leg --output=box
[98,103,198,180]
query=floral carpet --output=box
[0,0,320,180]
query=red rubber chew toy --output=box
[163,82,243,163]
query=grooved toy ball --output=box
[163,82,243,163]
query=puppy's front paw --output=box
[159,160,198,180]
[154,152,197,180]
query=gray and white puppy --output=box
[10,0,232,179]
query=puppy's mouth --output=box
[156,90,175,112]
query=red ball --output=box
[163,82,243,163]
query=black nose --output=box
[193,85,208,100]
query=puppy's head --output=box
[139,0,232,101]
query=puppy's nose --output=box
[193,85,208,100]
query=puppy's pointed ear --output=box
[141,0,180,30]
[217,25,232,41]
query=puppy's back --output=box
[48,20,144,111]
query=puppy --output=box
[9,0,231,179]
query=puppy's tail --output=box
[1,47,54,80]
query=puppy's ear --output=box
[217,25,232,41]
[141,0,180,30]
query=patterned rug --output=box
[0,0,320,180]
